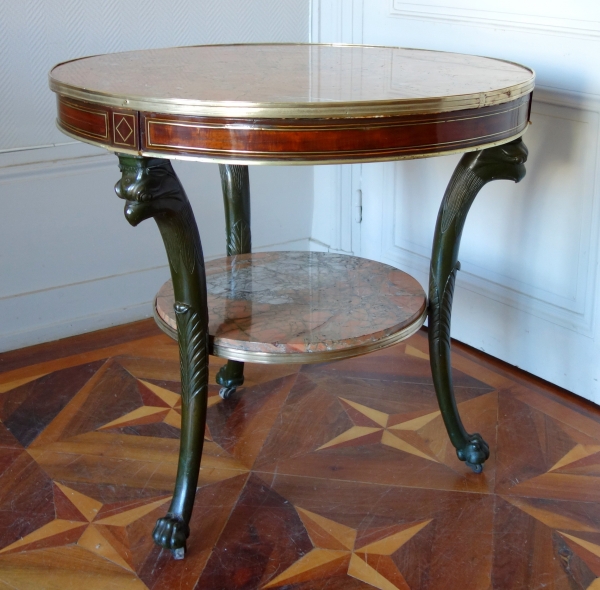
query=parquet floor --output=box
[1,320,600,589]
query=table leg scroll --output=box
[428,138,528,473]
[115,155,209,557]
[216,164,252,399]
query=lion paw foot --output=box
[456,433,489,473]
[153,515,189,555]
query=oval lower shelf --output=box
[154,251,427,364]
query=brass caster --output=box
[219,386,236,400]
[466,461,483,474]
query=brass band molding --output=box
[153,301,428,365]
[50,79,534,119]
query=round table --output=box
[49,43,534,557]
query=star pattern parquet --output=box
[1,319,600,589]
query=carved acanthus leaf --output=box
[219,164,251,256]
[174,302,208,406]
[227,220,252,257]
[441,165,485,234]
[219,164,248,199]
[159,201,203,275]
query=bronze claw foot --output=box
[153,514,190,555]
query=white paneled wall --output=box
[313,0,600,403]
[0,0,312,351]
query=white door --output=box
[311,0,600,403]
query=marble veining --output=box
[50,44,533,115]
[156,252,426,356]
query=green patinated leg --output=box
[115,155,208,558]
[428,138,528,473]
[216,164,252,399]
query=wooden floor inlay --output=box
[1,322,599,589]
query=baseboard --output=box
[0,265,170,353]
[0,302,155,355]
[252,237,312,253]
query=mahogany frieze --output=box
[56,94,531,163]
[57,97,139,150]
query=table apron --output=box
[55,94,531,163]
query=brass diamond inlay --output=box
[115,116,133,143]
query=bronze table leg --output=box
[215,164,252,399]
[115,155,209,558]
[428,138,528,473]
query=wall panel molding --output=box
[0,266,162,353]
[390,1,600,39]
[326,0,600,398]
[310,0,363,254]
[0,153,113,185]
[380,86,600,337]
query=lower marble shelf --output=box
[154,251,427,364]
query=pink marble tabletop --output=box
[155,252,427,362]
